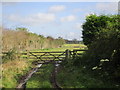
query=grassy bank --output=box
[56,59,119,88]
[2,59,32,88]
[26,64,54,88]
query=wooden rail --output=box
[2,49,87,61]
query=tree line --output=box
[2,27,65,52]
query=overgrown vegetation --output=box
[1,47,32,88]
[57,14,120,88]
[57,58,119,88]
[2,48,19,63]
[2,27,66,88]
[2,27,65,52]
[2,59,32,88]
[81,14,120,82]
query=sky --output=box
[2,2,118,40]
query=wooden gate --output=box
[28,50,66,61]
[2,49,87,62]
[27,49,87,61]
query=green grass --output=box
[2,59,32,88]
[26,64,54,88]
[56,66,102,88]
[56,59,119,88]
[27,44,86,52]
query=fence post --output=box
[73,50,77,59]
[65,49,70,60]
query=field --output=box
[2,44,86,88]
[30,44,87,51]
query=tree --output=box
[47,36,54,40]
[58,36,63,39]
[72,39,77,44]
[82,14,110,46]
[16,27,28,32]
[38,35,45,49]
[81,14,120,80]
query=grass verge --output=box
[26,63,54,88]
[2,59,32,88]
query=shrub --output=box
[78,14,120,82]
[2,48,19,63]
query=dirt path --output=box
[16,64,42,89]
[50,63,62,90]
[16,61,62,89]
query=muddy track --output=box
[16,61,62,89]
[50,63,62,90]
[16,64,42,89]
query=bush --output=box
[2,48,19,63]
[81,14,120,82]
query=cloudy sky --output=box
[2,2,118,40]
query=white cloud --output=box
[7,13,56,26]
[68,32,75,38]
[33,13,55,22]
[96,2,118,14]
[75,23,82,30]
[60,15,76,22]
[49,5,66,13]
[67,32,81,40]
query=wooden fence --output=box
[2,49,87,61]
